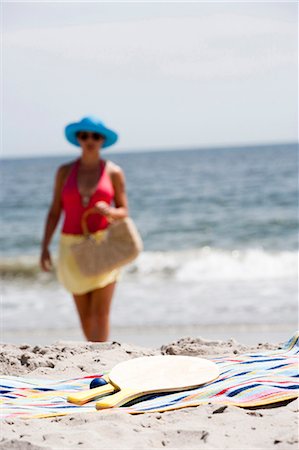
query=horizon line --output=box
[1,140,298,161]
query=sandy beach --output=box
[2,1,298,448]
[1,333,298,450]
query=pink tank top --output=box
[61,158,114,234]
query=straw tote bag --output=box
[71,207,143,276]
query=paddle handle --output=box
[67,377,115,405]
[96,387,139,409]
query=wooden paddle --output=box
[95,355,219,409]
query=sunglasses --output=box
[77,132,104,141]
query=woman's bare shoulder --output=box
[105,160,124,176]
[105,160,126,191]
[56,160,77,183]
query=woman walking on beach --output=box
[40,116,128,342]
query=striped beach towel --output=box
[1,332,298,419]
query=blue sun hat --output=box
[64,116,118,148]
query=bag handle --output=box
[81,207,114,237]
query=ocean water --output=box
[1,143,298,336]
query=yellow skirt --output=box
[56,231,121,295]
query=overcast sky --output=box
[2,1,298,158]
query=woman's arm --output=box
[40,164,70,271]
[95,164,129,221]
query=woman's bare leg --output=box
[72,292,93,340]
[89,282,117,342]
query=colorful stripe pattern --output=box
[1,332,298,419]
